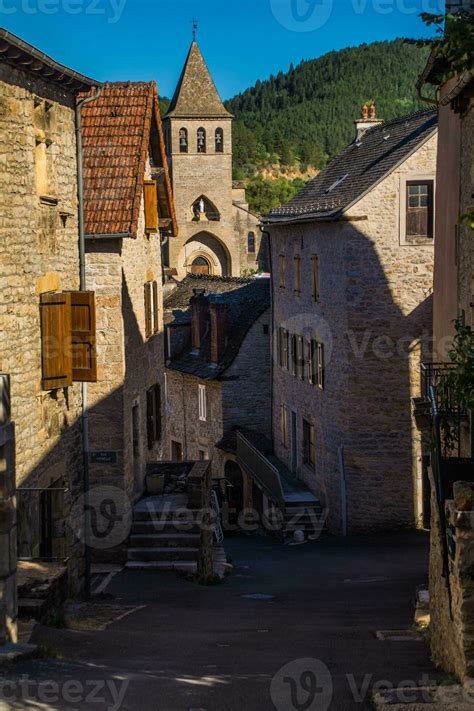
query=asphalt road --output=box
[2,531,442,710]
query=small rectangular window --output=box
[279,255,286,290]
[294,255,301,296]
[406,181,434,239]
[296,336,304,381]
[144,281,159,338]
[290,334,297,377]
[198,384,207,422]
[248,231,256,254]
[281,403,289,449]
[317,343,325,390]
[303,419,316,467]
[311,256,320,302]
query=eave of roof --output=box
[81,81,178,238]
[0,27,100,92]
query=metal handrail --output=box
[211,490,224,546]
[236,432,286,511]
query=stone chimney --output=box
[191,291,209,352]
[354,103,383,141]
[210,300,228,365]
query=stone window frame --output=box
[34,98,58,205]
[302,417,316,469]
[399,173,436,247]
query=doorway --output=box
[171,440,183,462]
[132,404,142,491]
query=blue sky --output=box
[1,0,442,98]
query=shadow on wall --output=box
[271,218,433,534]
[16,271,165,588]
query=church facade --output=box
[163,41,265,278]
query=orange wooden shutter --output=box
[153,281,159,334]
[71,291,97,382]
[40,292,72,390]
[144,283,152,338]
[144,181,158,233]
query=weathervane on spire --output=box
[192,18,198,41]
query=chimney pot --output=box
[210,301,228,365]
[191,294,209,352]
[354,102,383,141]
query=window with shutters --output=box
[147,384,162,449]
[40,291,97,390]
[277,328,289,370]
[294,255,301,296]
[296,335,304,381]
[308,340,315,385]
[406,181,434,239]
[279,254,286,290]
[281,403,289,449]
[144,181,159,233]
[144,281,159,338]
[198,384,207,422]
[311,255,320,302]
[303,419,316,468]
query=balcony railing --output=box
[421,362,468,417]
[236,431,285,511]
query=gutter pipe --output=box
[76,86,102,599]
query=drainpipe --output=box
[75,86,102,599]
[260,226,273,444]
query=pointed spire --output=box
[166,41,232,119]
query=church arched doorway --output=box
[191,256,211,275]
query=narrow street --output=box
[7,532,440,710]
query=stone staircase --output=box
[126,494,201,573]
[282,499,326,541]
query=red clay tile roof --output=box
[80,81,177,237]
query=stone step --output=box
[284,513,324,524]
[130,534,201,548]
[127,547,200,562]
[125,561,198,573]
[131,510,196,523]
[130,520,201,535]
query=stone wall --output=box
[0,65,85,591]
[86,159,166,506]
[459,98,474,330]
[0,379,17,645]
[430,481,474,683]
[165,310,272,480]
[270,134,437,533]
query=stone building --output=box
[163,41,265,279]
[415,4,474,680]
[81,82,177,516]
[256,108,438,535]
[164,275,271,513]
[0,26,100,619]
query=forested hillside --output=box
[226,39,430,178]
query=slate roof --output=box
[80,82,177,237]
[0,27,99,92]
[165,41,232,119]
[264,109,438,224]
[165,275,270,380]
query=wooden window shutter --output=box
[144,282,152,339]
[312,256,320,301]
[71,291,97,383]
[154,384,162,441]
[277,328,283,367]
[40,292,72,390]
[144,181,159,233]
[317,343,325,390]
[147,388,155,450]
[153,281,159,334]
[294,256,301,296]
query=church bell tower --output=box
[163,40,241,279]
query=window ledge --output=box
[39,194,59,207]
